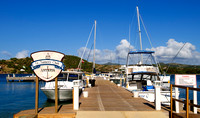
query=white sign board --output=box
[175,74,196,86]
[31,51,65,81]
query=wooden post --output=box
[186,87,189,118]
[55,77,58,113]
[35,76,39,114]
[170,84,173,118]
[120,78,122,86]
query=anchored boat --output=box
[125,6,176,105]
[40,70,85,101]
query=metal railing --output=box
[170,84,200,118]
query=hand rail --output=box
[170,84,200,118]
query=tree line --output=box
[0,56,200,74]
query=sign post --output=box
[55,77,58,113]
[35,76,39,114]
[175,74,197,114]
[31,51,65,114]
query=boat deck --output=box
[14,77,171,118]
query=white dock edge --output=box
[76,111,169,118]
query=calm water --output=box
[0,74,72,118]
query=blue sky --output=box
[0,0,200,65]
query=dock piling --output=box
[73,80,80,110]
[154,85,161,110]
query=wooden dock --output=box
[14,77,171,118]
[79,78,163,111]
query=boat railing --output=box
[170,84,200,118]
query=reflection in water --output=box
[42,99,73,108]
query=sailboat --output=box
[125,6,176,105]
[90,20,97,87]
[77,20,97,87]
[40,21,98,101]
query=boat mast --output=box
[136,6,143,64]
[93,20,96,73]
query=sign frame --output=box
[30,50,65,114]
[174,74,197,114]
[175,74,197,86]
[31,50,65,81]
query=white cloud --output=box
[116,39,134,59]
[152,39,195,58]
[16,50,29,58]
[151,39,200,64]
[77,39,134,64]
[0,51,12,58]
[77,38,200,65]
[77,47,116,63]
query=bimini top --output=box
[128,50,155,54]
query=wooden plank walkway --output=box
[14,104,76,118]
[79,77,163,111]
[14,77,170,118]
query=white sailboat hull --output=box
[41,88,73,101]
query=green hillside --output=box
[0,55,200,74]
[159,63,200,74]
[0,55,119,74]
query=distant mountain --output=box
[103,62,120,65]
[0,55,119,74]
[159,63,200,74]
[0,56,200,74]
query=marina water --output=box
[0,74,72,118]
[0,74,199,118]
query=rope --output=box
[86,43,93,61]
[139,14,163,74]
[78,24,95,69]
[139,14,153,48]
[129,8,137,51]
[165,43,187,73]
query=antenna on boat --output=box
[136,6,143,64]
[92,20,97,74]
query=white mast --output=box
[136,6,143,64]
[93,20,96,73]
